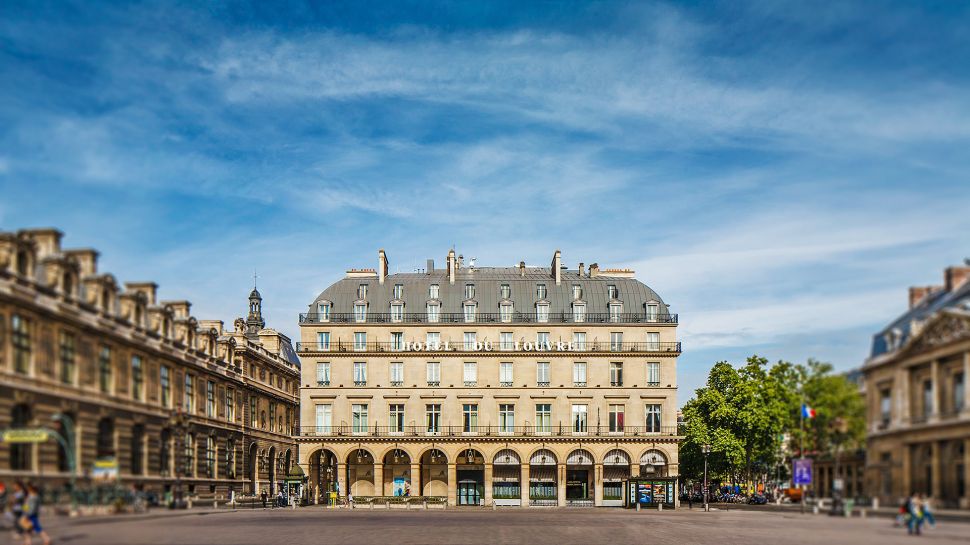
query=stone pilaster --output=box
[336,462,347,498]
[374,462,384,496]
[410,462,420,496]
[484,463,493,506]
[520,464,530,506]
[447,463,457,506]
[557,463,566,506]
[594,463,603,506]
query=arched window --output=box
[96,417,115,459]
[160,429,171,476]
[16,250,29,276]
[62,271,74,297]
[10,404,32,470]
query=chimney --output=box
[519,261,526,277]
[551,250,561,285]
[578,263,585,277]
[447,249,456,284]
[945,265,970,292]
[378,249,388,285]
[589,263,599,277]
[22,228,63,259]
[64,248,99,277]
[908,286,940,309]
[457,254,464,269]
[125,282,158,306]
[427,259,434,274]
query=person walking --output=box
[906,493,923,536]
[22,483,51,545]
[919,494,936,529]
[9,482,26,543]
[260,490,267,510]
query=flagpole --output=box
[799,394,805,515]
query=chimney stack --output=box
[578,263,585,277]
[944,265,970,292]
[589,263,599,277]
[447,249,456,284]
[551,250,561,285]
[65,248,99,277]
[427,259,434,274]
[22,228,63,259]
[519,261,526,277]
[378,249,388,285]
[908,286,940,309]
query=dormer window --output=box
[536,302,550,323]
[572,285,582,300]
[500,284,511,299]
[429,284,439,299]
[500,301,514,323]
[608,285,618,299]
[536,283,547,299]
[608,302,623,323]
[463,302,477,323]
[354,302,367,323]
[464,283,475,299]
[316,302,332,322]
[390,303,404,323]
[357,284,368,299]
[645,302,659,322]
[62,271,75,297]
[572,302,586,323]
[426,302,441,323]
[393,284,404,299]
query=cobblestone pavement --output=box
[34,507,970,545]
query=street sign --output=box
[1,429,49,443]
[92,458,119,481]
[793,458,812,485]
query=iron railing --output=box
[296,341,681,353]
[300,311,677,325]
[297,424,680,438]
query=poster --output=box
[392,477,407,497]
[793,458,812,486]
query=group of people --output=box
[259,489,296,509]
[1,482,52,545]
[896,493,937,535]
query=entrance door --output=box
[458,480,482,505]
[566,469,590,500]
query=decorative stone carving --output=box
[904,311,970,354]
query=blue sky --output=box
[2,1,969,403]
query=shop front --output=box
[457,447,485,506]
[492,448,522,506]
[565,449,594,506]
[624,478,677,509]
[529,448,558,506]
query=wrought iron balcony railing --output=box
[297,424,680,438]
[300,311,677,325]
[296,340,681,353]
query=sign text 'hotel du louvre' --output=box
[406,340,597,352]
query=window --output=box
[500,362,513,386]
[59,331,76,384]
[96,417,115,458]
[609,303,622,322]
[572,303,586,323]
[955,373,965,412]
[500,332,513,350]
[463,303,477,323]
[464,283,475,299]
[205,436,216,477]
[500,283,511,299]
[390,304,403,323]
[353,362,367,386]
[10,404,32,470]
[573,332,586,350]
[131,356,143,400]
[537,362,550,386]
[572,404,588,433]
[879,389,892,426]
[609,405,625,432]
[131,424,145,475]
[160,366,171,407]
[647,332,660,351]
[226,439,236,478]
[393,283,404,299]
[500,303,513,323]
[610,362,623,386]
[610,332,623,351]
[316,362,331,386]
[645,404,662,433]
[646,303,659,321]
[354,303,367,323]
[389,404,405,433]
[573,362,587,386]
[429,284,439,299]
[647,362,660,386]
[463,331,477,350]
[536,303,549,323]
[317,303,331,322]
[426,332,441,349]
[390,361,404,386]
[426,404,441,434]
[183,433,195,477]
[11,315,31,375]
[608,285,618,299]
[535,404,552,433]
[426,303,440,323]
[159,429,171,476]
[357,284,368,299]
[426,361,440,386]
[463,404,478,432]
[249,396,257,428]
[536,283,547,299]
[536,332,550,350]
[499,404,515,432]
[391,332,404,351]
[922,379,933,418]
[352,404,368,433]
[98,345,112,393]
[463,361,477,386]
[354,332,367,350]
[206,381,216,417]
[269,402,277,432]
[226,387,235,421]
[572,284,582,300]
[316,332,331,351]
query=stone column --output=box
[374,462,384,497]
[520,464,530,507]
[897,366,910,424]
[963,352,970,416]
[930,359,941,422]
[964,438,970,508]
[484,463,493,506]
[337,462,347,499]
[447,463,457,507]
[900,445,911,499]
[557,463,567,507]
[593,463,603,506]
[930,442,942,498]
[410,462,421,497]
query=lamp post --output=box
[829,417,848,516]
[51,413,77,514]
[168,408,190,509]
[702,444,711,512]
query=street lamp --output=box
[829,417,849,516]
[167,408,190,509]
[702,444,711,512]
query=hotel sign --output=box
[404,341,590,352]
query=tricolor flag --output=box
[801,404,816,419]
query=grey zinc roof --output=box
[307,267,668,315]
[870,279,970,358]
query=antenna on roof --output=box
[253,269,259,289]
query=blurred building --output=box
[810,368,867,500]
[296,249,682,507]
[863,262,970,508]
[0,228,299,501]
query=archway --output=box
[456,447,485,506]
[310,449,338,504]
[382,447,413,496]
[247,443,258,494]
[346,448,375,497]
[267,446,277,495]
[602,448,632,506]
[528,448,557,506]
[492,448,522,506]
[566,449,594,505]
[639,449,668,478]
[420,448,448,497]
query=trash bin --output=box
[843,499,854,517]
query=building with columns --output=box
[297,249,682,507]
[0,228,299,501]
[863,262,970,509]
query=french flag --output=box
[801,404,816,419]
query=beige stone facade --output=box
[297,250,682,507]
[0,228,299,501]
[863,264,970,509]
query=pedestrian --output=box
[348,491,354,509]
[22,483,51,545]
[260,490,267,510]
[9,482,25,543]
[919,494,936,529]
[906,493,923,536]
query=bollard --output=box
[860,509,866,519]
[636,502,641,512]
[213,500,218,509]
[492,502,496,511]
[872,498,879,510]
[658,503,663,512]
[424,500,428,510]
[812,505,819,515]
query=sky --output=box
[2,1,969,403]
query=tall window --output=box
[607,285,618,299]
[131,424,145,475]
[10,404,32,470]
[426,332,440,349]
[357,284,368,299]
[879,389,892,426]
[609,303,622,323]
[131,356,143,401]
[391,332,404,350]
[500,362,513,386]
[610,362,623,387]
[98,345,112,393]
[645,404,662,433]
[500,332,513,350]
[573,362,587,387]
[572,303,586,323]
[353,303,367,323]
[463,404,478,432]
[59,331,76,384]
[160,365,171,407]
[250,396,257,427]
[353,362,367,386]
[389,404,405,433]
[317,303,331,322]
[352,404,368,433]
[428,284,439,299]
[536,284,547,299]
[390,304,403,323]
[610,332,623,351]
[537,362,550,386]
[609,405,625,432]
[463,303,477,323]
[354,332,367,350]
[426,361,440,386]
[535,404,551,433]
[572,332,586,350]
[205,436,216,477]
[500,283,511,299]
[500,303,513,323]
[159,429,171,476]
[464,283,475,299]
[536,303,549,323]
[647,362,660,386]
[463,331,477,350]
[646,303,659,321]
[315,404,332,433]
[184,374,194,413]
[572,404,588,433]
[923,379,933,418]
[463,362,477,386]
[183,433,195,476]
[955,373,965,412]
[536,332,550,349]
[426,404,441,434]
[393,284,404,299]
[316,362,331,386]
[317,332,330,350]
[390,361,404,386]
[206,381,216,417]
[426,303,440,323]
[96,417,115,458]
[226,438,236,478]
[499,404,515,432]
[226,387,235,421]
[647,332,660,351]
[12,315,31,375]
[269,402,277,432]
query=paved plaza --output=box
[33,508,970,545]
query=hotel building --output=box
[297,249,682,507]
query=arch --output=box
[346,447,375,465]
[566,449,594,465]
[309,448,339,503]
[493,448,521,466]
[456,447,485,465]
[346,447,375,497]
[603,448,632,466]
[382,446,412,465]
[96,417,115,458]
[55,411,76,473]
[417,447,448,465]
[267,446,277,495]
[528,448,557,466]
[284,448,292,473]
[639,449,669,477]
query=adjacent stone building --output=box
[297,249,682,507]
[0,228,299,501]
[863,263,970,508]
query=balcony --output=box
[300,311,678,325]
[354,380,367,387]
[296,340,682,354]
[296,424,680,438]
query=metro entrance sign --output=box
[1,429,50,443]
